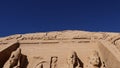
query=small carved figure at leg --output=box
[35,63,43,68]
[101,61,106,68]
[34,61,47,68]
[50,56,58,68]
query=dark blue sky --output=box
[0,0,120,37]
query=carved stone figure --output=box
[9,48,21,68]
[2,30,120,68]
[35,63,43,68]
[67,51,82,68]
[34,60,48,68]
[100,61,106,68]
[50,56,58,68]
[113,39,120,51]
[86,51,101,68]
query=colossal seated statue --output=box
[3,48,21,68]
[86,51,101,68]
[67,51,82,68]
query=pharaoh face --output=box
[89,55,100,66]
[89,51,100,66]
[67,51,77,64]
[69,54,75,64]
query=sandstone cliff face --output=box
[0,30,120,68]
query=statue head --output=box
[88,51,100,66]
[67,51,77,64]
[16,48,21,53]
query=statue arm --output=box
[17,54,21,66]
[9,52,15,62]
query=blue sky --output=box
[0,0,120,37]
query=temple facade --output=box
[0,30,120,68]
